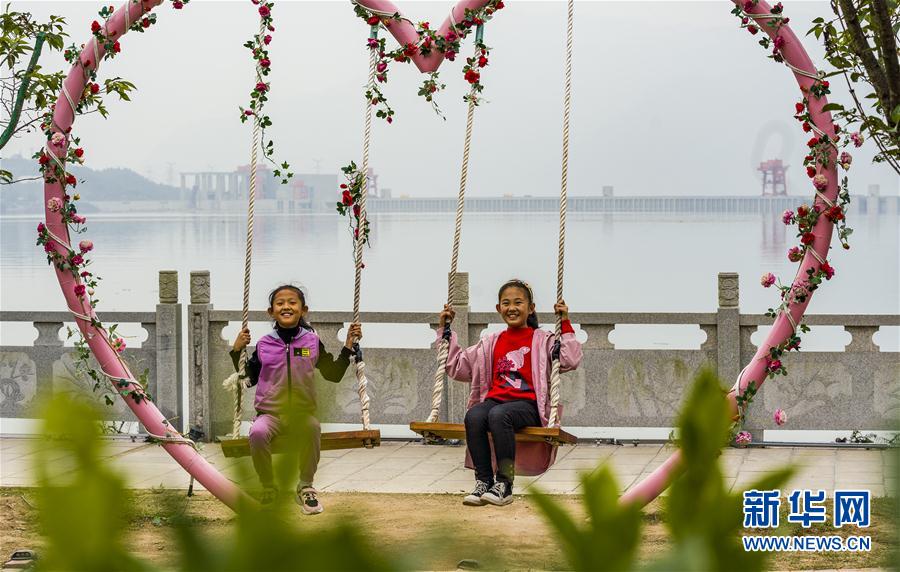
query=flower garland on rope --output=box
[728,0,857,445]
[35,0,192,408]
[352,0,504,123]
[336,2,502,245]
[239,0,292,184]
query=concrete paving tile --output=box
[403,460,460,477]
[0,475,36,487]
[562,445,617,459]
[323,479,389,492]
[536,469,589,483]
[367,456,423,471]
[835,473,884,486]
[790,448,837,458]
[550,457,605,471]
[381,443,440,458]
[609,445,662,456]
[423,479,472,493]
[746,448,793,460]
[835,461,884,472]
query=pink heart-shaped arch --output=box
[620,1,841,506]
[43,0,244,511]
[355,0,494,72]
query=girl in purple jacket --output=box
[231,284,361,513]
[439,279,583,506]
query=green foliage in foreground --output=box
[531,369,793,572]
[32,369,796,570]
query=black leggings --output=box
[464,398,541,484]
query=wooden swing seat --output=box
[409,422,577,446]
[218,429,381,458]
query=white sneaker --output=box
[296,486,324,515]
[463,480,492,506]
[481,481,513,506]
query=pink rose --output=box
[47,197,63,212]
[259,58,270,68]
[376,61,387,73]
[850,131,863,147]
[774,408,787,426]
[112,338,126,353]
[71,254,84,266]
[760,272,776,288]
[264,35,272,45]
[768,359,782,372]
[367,38,378,48]
[51,132,66,148]
[840,151,852,169]
[258,5,270,17]
[255,82,268,92]
[37,222,45,234]
[782,210,794,225]
[71,215,86,224]
[735,431,752,446]
[787,246,803,262]
[79,240,93,253]
[812,174,828,191]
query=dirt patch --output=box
[1,489,894,570]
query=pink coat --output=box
[438,326,584,475]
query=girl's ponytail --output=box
[526,311,540,329]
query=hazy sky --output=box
[4,0,898,197]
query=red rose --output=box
[478,55,488,67]
[795,102,805,113]
[797,205,809,217]
[367,15,380,26]
[256,82,268,92]
[342,190,354,205]
[259,5,270,17]
[353,204,361,217]
[142,18,151,28]
[833,124,840,133]
[38,154,49,165]
[74,148,84,158]
[801,232,816,245]
[173,1,184,8]
[822,80,829,88]
[496,1,504,8]
[747,25,758,34]
[66,174,77,186]
[807,137,818,147]
[820,261,834,279]
[113,41,121,53]
[90,83,100,94]
[259,58,271,68]
[91,20,102,34]
[806,166,816,178]
[464,68,480,84]
[802,122,811,132]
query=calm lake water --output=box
[1,211,898,350]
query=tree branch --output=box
[837,0,892,109]
[0,32,45,150]
[869,0,900,123]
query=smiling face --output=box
[267,287,308,329]
[496,285,535,329]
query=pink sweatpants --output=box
[248,413,321,489]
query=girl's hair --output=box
[498,279,539,329]
[268,284,313,331]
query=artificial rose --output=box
[782,210,794,225]
[812,174,828,191]
[735,431,752,446]
[47,197,63,212]
[801,232,816,245]
[74,284,86,297]
[760,272,776,288]
[787,246,803,262]
[774,408,787,426]
[850,131,863,147]
[820,261,835,279]
[79,240,94,252]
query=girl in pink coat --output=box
[438,279,583,506]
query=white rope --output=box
[547,0,574,430]
[427,57,479,424]
[784,60,825,81]
[351,37,378,431]
[815,190,836,208]
[228,18,266,439]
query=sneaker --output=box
[296,486,324,515]
[481,481,513,506]
[463,480,492,506]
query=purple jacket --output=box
[439,326,584,475]
[230,327,351,415]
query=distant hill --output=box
[1,155,183,213]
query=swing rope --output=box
[224,18,265,439]
[351,31,379,431]
[547,0,574,429]
[427,31,482,424]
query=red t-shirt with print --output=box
[487,320,574,402]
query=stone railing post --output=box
[187,271,213,441]
[447,272,469,423]
[717,272,740,385]
[155,271,182,431]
